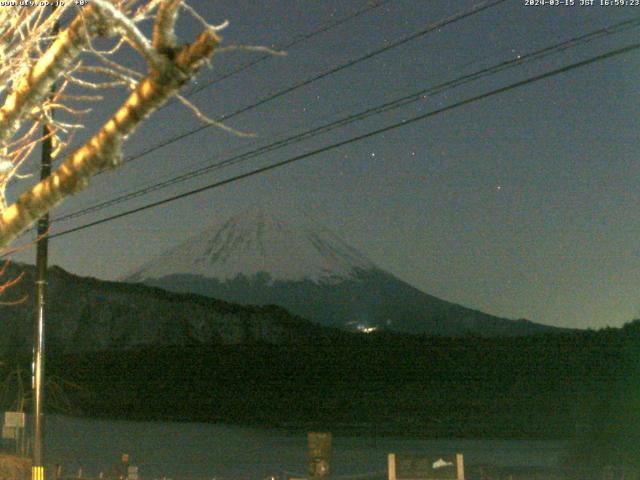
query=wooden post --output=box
[456,454,464,480]
[388,454,397,480]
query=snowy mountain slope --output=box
[127,206,563,337]
[128,206,377,284]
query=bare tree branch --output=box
[0,5,103,148]
[0,25,220,248]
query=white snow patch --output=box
[127,205,378,284]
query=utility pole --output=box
[32,8,59,479]
[32,126,51,479]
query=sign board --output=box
[4,411,25,428]
[2,425,16,440]
[127,466,138,480]
[307,432,332,479]
[388,453,464,480]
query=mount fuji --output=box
[127,206,560,336]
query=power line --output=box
[8,0,391,188]
[51,0,511,218]
[112,0,508,171]
[53,15,640,223]
[43,0,507,216]
[46,41,640,241]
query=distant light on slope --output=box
[357,325,378,334]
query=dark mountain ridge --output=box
[0,262,346,356]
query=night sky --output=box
[9,0,640,330]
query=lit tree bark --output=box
[0,6,98,147]
[0,2,221,249]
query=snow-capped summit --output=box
[128,205,377,284]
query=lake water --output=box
[35,415,567,480]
